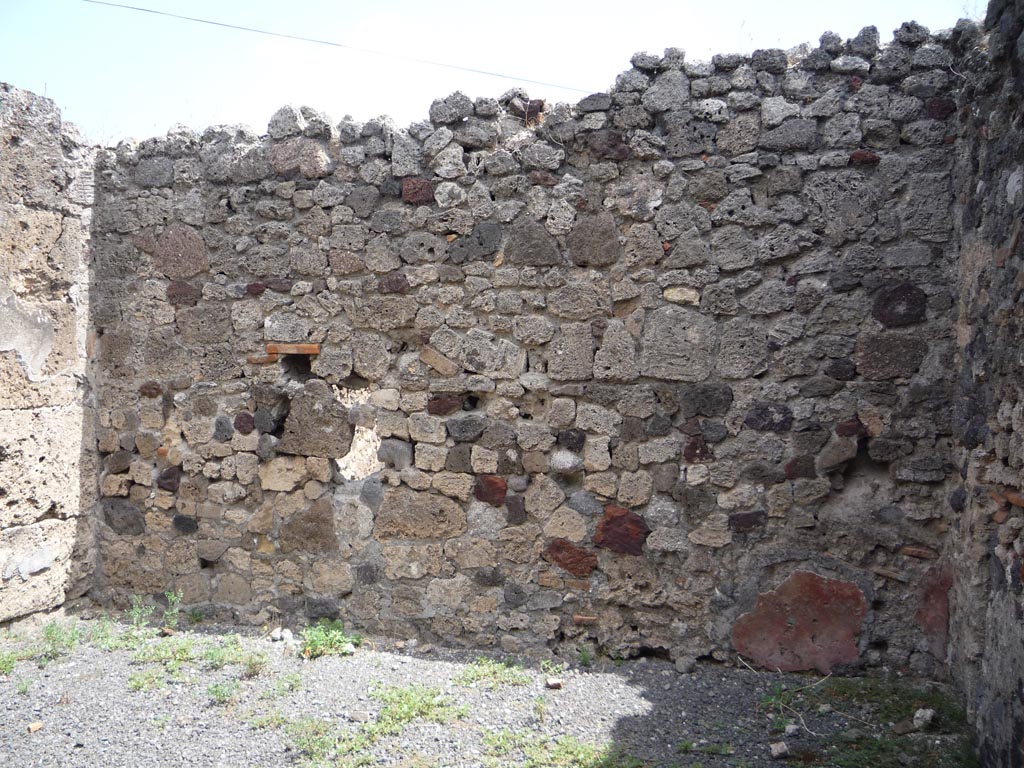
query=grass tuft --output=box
[454,656,532,690]
[300,619,361,660]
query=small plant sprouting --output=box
[16,677,31,695]
[533,695,547,724]
[0,651,15,676]
[36,621,83,664]
[187,608,204,625]
[128,668,166,692]
[202,634,247,670]
[299,619,361,660]
[240,651,268,680]
[454,656,531,690]
[123,595,157,647]
[262,672,302,700]
[699,742,735,755]
[577,647,593,667]
[540,659,566,676]
[208,679,240,705]
[161,589,183,629]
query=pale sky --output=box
[0,0,985,145]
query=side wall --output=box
[0,84,97,623]
[949,2,1024,765]
[87,27,963,671]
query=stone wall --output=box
[84,23,966,674]
[949,1,1024,765]
[0,84,97,622]
[8,4,1024,758]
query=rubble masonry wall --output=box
[3,4,1024,761]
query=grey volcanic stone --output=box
[567,212,623,267]
[640,306,716,381]
[872,282,928,327]
[505,217,562,266]
[277,380,353,458]
[855,333,928,379]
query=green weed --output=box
[16,678,31,695]
[207,679,240,705]
[454,656,532,690]
[161,589,183,629]
[202,634,248,669]
[262,672,302,700]
[540,659,566,676]
[249,708,289,730]
[132,635,197,667]
[128,667,166,692]
[121,596,157,648]
[240,651,268,679]
[533,695,547,724]
[299,619,360,660]
[35,621,83,664]
[0,651,15,676]
[758,675,978,768]
[369,683,466,737]
[482,730,644,768]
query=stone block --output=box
[277,380,353,458]
[640,306,716,381]
[374,488,467,539]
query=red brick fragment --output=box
[543,538,598,577]
[835,418,866,437]
[914,565,952,660]
[166,281,201,307]
[594,505,650,556]
[850,150,881,165]
[1005,490,1024,508]
[234,412,255,435]
[402,177,434,205]
[924,97,956,120]
[529,170,559,186]
[784,455,816,480]
[427,394,463,416]
[474,475,507,506]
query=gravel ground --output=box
[0,610,977,768]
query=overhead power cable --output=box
[80,0,592,94]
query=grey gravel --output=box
[0,613,967,767]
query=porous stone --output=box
[374,488,467,539]
[278,381,353,458]
[640,306,716,381]
[505,217,562,266]
[567,212,623,267]
[153,223,209,279]
[854,333,928,380]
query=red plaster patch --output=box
[731,570,867,673]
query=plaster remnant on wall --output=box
[0,282,55,380]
